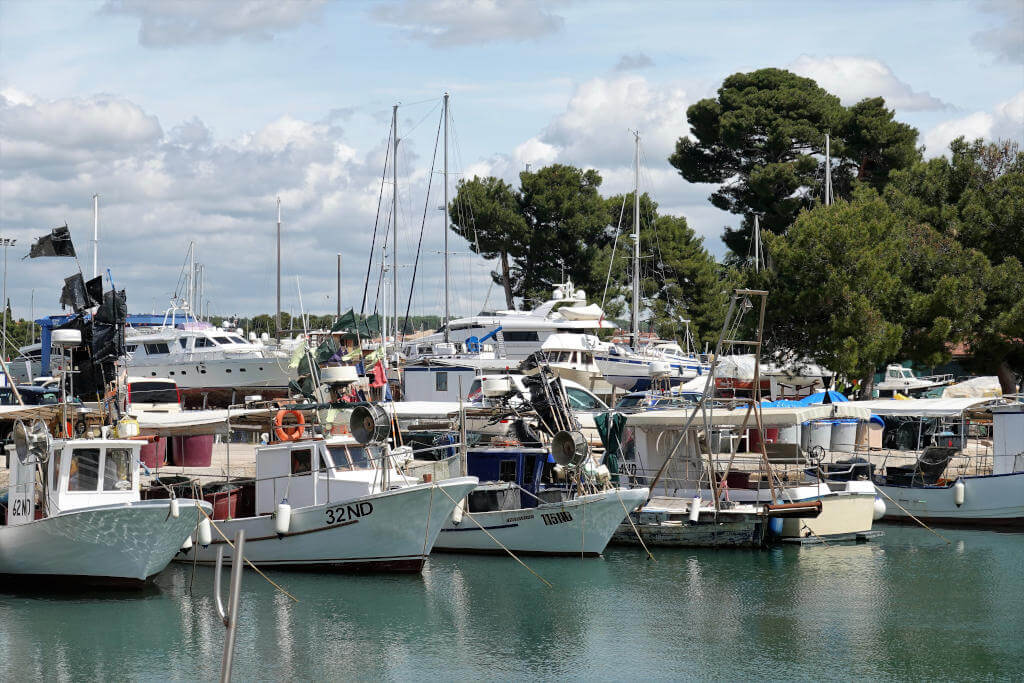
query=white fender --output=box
[953,479,966,507]
[169,498,180,519]
[198,518,212,547]
[276,502,292,535]
[688,496,701,523]
[873,496,886,520]
[181,535,193,551]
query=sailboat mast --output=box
[631,130,641,348]
[92,194,99,278]
[825,133,832,206]
[391,104,399,358]
[276,197,282,338]
[443,92,450,343]
[753,215,760,273]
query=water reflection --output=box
[1,527,1022,680]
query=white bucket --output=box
[830,420,858,453]
[806,421,832,452]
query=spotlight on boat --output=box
[551,430,589,467]
[13,419,51,465]
[350,404,391,445]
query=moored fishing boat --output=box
[0,411,209,586]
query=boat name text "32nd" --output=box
[325,501,374,526]
[541,511,573,526]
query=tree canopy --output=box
[670,68,919,260]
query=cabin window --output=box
[145,343,170,355]
[499,459,517,482]
[327,446,353,470]
[349,446,372,469]
[215,336,232,345]
[503,331,539,342]
[195,338,215,348]
[129,382,179,404]
[566,387,604,411]
[179,339,188,349]
[103,448,133,491]
[68,448,101,492]
[230,336,246,344]
[435,372,448,392]
[523,454,537,483]
[51,448,62,489]
[290,448,312,475]
[125,344,138,353]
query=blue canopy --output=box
[798,391,848,405]
[761,399,806,408]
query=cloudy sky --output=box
[1,0,1022,322]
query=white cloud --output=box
[972,0,1024,64]
[102,0,326,47]
[372,0,565,46]
[789,55,949,111]
[0,87,488,317]
[923,90,1024,156]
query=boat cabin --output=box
[464,446,549,511]
[253,436,416,514]
[5,438,142,526]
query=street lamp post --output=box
[1,238,16,360]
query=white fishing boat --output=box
[433,444,649,556]
[180,431,478,572]
[532,333,616,401]
[0,411,209,586]
[876,364,955,396]
[846,398,1024,527]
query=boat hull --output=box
[595,355,703,391]
[877,471,1024,528]
[0,499,209,585]
[435,487,649,556]
[181,477,478,571]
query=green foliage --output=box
[449,176,527,309]
[516,165,612,304]
[670,68,919,259]
[761,191,906,382]
[599,192,727,345]
[669,68,846,255]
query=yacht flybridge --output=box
[406,281,616,363]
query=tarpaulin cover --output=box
[594,411,623,482]
[28,225,76,258]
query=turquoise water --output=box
[1,525,1022,681]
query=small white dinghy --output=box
[0,418,210,586]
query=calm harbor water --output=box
[1,524,1022,681]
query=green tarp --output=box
[594,411,625,484]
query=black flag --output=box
[28,224,76,258]
[59,273,89,312]
[85,275,103,308]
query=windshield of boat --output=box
[565,387,607,411]
[128,382,179,405]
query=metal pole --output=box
[753,215,760,272]
[1,239,12,360]
[276,197,282,339]
[92,194,99,278]
[215,529,246,683]
[443,92,450,342]
[30,289,34,345]
[337,253,342,318]
[631,130,640,349]
[391,104,399,353]
[825,133,832,206]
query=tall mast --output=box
[631,130,641,349]
[443,92,450,342]
[92,194,99,278]
[337,253,342,318]
[753,215,760,272]
[825,133,832,206]
[391,104,399,357]
[188,241,195,312]
[276,197,282,338]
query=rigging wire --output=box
[360,123,393,317]
[401,107,443,343]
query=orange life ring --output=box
[66,421,74,438]
[274,410,305,441]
